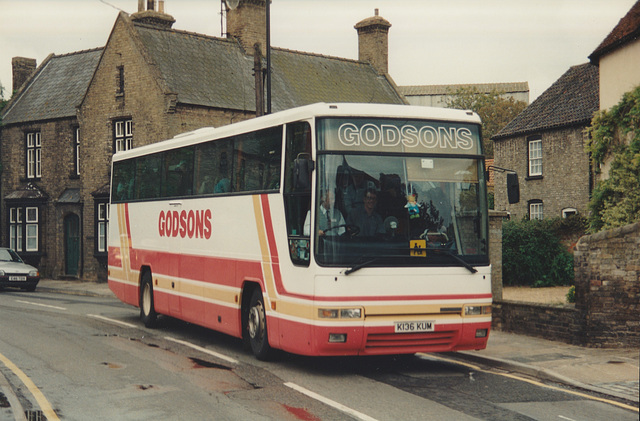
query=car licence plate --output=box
[394,320,435,333]
[9,276,26,281]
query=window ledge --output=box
[525,175,543,181]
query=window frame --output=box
[96,201,109,254]
[26,131,42,179]
[114,119,133,153]
[529,200,543,221]
[527,136,542,177]
[8,205,39,252]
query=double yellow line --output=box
[0,351,59,420]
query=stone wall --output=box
[492,301,582,344]
[493,222,640,348]
[573,222,640,347]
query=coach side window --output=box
[283,121,312,265]
[164,147,195,198]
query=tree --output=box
[586,85,640,232]
[443,87,527,157]
[0,82,7,115]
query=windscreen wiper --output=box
[344,256,381,275]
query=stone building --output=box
[398,82,530,108]
[589,0,640,111]
[1,1,404,281]
[491,63,599,220]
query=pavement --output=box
[1,279,637,420]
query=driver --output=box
[347,188,385,236]
[304,190,345,236]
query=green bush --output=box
[566,285,576,303]
[502,218,575,287]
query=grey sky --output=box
[0,0,636,101]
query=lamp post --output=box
[265,0,272,114]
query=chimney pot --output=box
[12,57,37,92]
[354,10,391,74]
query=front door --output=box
[64,214,80,276]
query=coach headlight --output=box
[29,270,39,277]
[318,308,362,319]
[464,305,492,316]
[0,270,4,276]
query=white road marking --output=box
[164,336,238,364]
[285,382,379,421]
[87,314,137,328]
[16,300,66,310]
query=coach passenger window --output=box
[164,147,194,198]
[283,121,312,265]
[112,159,135,202]
[136,153,163,199]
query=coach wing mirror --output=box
[294,153,314,191]
[506,172,520,204]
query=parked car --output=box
[0,248,40,292]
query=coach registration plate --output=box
[395,320,435,333]
[9,276,26,281]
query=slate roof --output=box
[1,48,103,125]
[492,63,599,140]
[133,22,405,112]
[589,0,640,64]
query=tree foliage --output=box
[0,82,7,115]
[443,87,527,157]
[586,85,640,232]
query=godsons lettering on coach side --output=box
[158,209,212,239]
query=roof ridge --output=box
[132,21,235,45]
[51,46,104,59]
[272,45,362,64]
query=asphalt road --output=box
[0,288,636,420]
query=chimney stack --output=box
[132,0,175,28]
[226,0,266,56]
[354,9,391,74]
[12,57,37,92]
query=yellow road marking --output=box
[421,353,639,413]
[0,351,60,420]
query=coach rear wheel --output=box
[140,272,158,328]
[246,289,272,360]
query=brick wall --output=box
[78,14,256,281]
[574,222,640,347]
[494,126,590,220]
[0,118,81,278]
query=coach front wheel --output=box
[247,289,272,360]
[140,271,158,328]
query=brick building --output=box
[491,63,599,220]
[1,1,404,281]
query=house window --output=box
[96,202,109,253]
[114,119,133,153]
[74,127,80,176]
[562,208,577,218]
[9,206,39,252]
[528,137,542,177]
[529,201,543,220]
[26,132,41,179]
